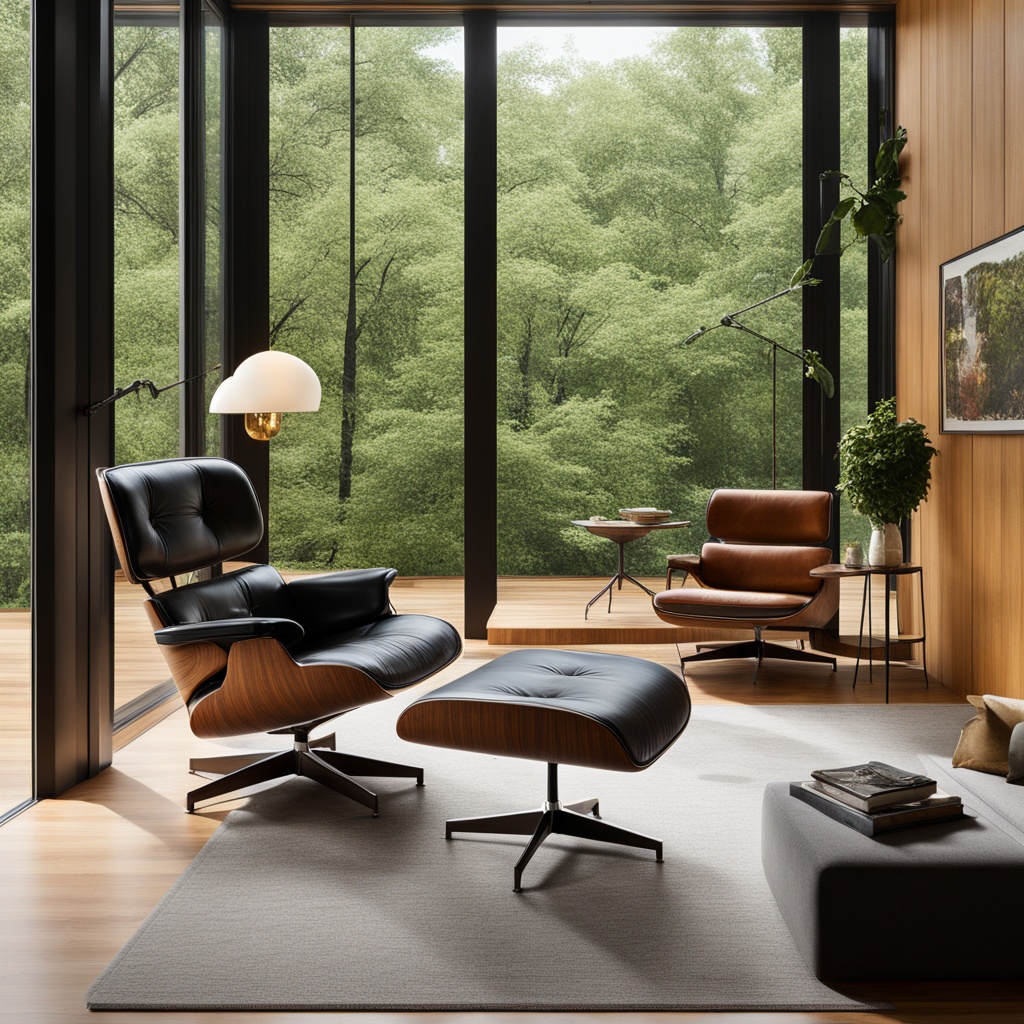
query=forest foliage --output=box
[0,13,875,605]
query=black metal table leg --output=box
[853,574,869,688]
[884,570,891,704]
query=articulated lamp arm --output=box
[682,312,834,399]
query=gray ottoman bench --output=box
[762,767,1024,982]
[397,649,691,892]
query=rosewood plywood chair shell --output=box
[97,457,462,813]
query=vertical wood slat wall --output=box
[897,0,1024,700]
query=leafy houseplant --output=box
[836,397,938,566]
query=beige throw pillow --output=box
[952,695,1024,776]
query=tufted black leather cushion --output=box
[291,614,464,691]
[287,568,397,639]
[150,564,290,626]
[403,649,690,768]
[98,457,263,582]
[149,562,463,692]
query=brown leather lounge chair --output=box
[651,488,839,682]
[97,457,462,813]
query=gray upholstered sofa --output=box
[762,754,1024,982]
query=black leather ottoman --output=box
[396,648,691,891]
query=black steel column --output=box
[463,12,497,639]
[868,12,897,410]
[180,0,207,456]
[802,14,841,553]
[33,0,115,795]
[222,13,270,559]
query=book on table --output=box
[790,781,963,836]
[809,760,937,811]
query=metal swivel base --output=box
[680,626,837,683]
[186,728,423,814]
[446,763,663,892]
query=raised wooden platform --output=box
[487,576,745,645]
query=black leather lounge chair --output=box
[97,456,462,813]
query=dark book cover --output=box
[810,761,937,810]
[790,781,963,836]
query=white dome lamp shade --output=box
[209,351,321,440]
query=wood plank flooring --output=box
[489,574,915,651]
[1,578,1020,1024]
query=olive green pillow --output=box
[952,695,1024,776]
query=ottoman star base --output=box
[397,648,690,892]
[447,761,664,892]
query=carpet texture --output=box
[87,700,973,1011]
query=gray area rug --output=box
[87,700,973,1011]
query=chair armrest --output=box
[666,553,703,587]
[286,567,399,636]
[670,554,702,574]
[155,617,304,648]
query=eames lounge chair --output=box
[651,488,839,682]
[97,456,463,813]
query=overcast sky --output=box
[424,27,671,73]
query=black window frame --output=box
[29,4,896,796]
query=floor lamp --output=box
[684,295,834,490]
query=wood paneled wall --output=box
[897,0,1024,699]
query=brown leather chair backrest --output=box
[706,488,832,544]
[700,543,832,595]
[700,489,833,595]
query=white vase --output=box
[868,523,903,567]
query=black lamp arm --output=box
[718,316,805,361]
[84,364,221,417]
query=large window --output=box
[267,24,464,575]
[0,0,31,817]
[112,11,181,717]
[110,4,226,725]
[260,17,881,597]
[496,25,805,575]
[113,16,181,466]
[838,25,872,549]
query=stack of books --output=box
[790,760,964,836]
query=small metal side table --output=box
[809,562,927,703]
[571,519,690,618]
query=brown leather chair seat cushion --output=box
[653,587,809,620]
[397,649,691,774]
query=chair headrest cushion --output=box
[706,488,832,545]
[97,457,263,582]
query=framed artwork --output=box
[941,224,1024,433]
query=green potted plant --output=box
[836,397,938,566]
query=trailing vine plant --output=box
[686,124,908,399]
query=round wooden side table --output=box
[571,520,690,619]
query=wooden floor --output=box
[1,578,1020,1023]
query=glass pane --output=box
[0,0,32,813]
[496,25,803,575]
[838,26,872,555]
[204,2,224,454]
[113,14,181,713]
[268,26,464,574]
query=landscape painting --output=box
[941,225,1024,432]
